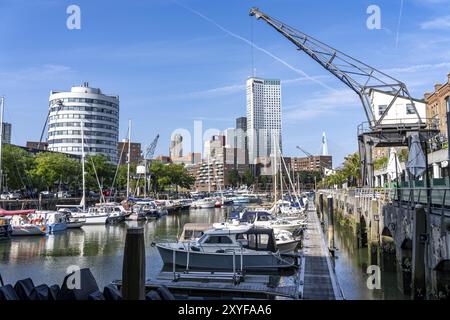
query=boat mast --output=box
[273,137,277,205]
[0,97,4,194]
[81,121,86,211]
[126,120,131,200]
[279,148,283,202]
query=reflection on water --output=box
[0,206,408,299]
[0,208,227,289]
[332,220,409,300]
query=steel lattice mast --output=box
[249,7,423,129]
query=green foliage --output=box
[148,161,195,193]
[320,152,361,188]
[227,169,240,187]
[1,145,35,190]
[242,169,255,187]
[374,156,388,170]
[398,148,409,162]
[85,154,116,191]
[297,170,321,185]
[30,152,81,190]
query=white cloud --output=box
[421,15,450,30]
[284,89,359,122]
[0,64,74,83]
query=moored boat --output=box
[0,217,12,239]
[191,198,216,209]
[156,224,296,271]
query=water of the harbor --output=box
[331,218,409,300]
[0,206,408,299]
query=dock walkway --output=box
[299,206,344,300]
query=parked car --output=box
[40,191,55,198]
[57,191,72,198]
[88,191,100,198]
[0,192,22,200]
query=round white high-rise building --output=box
[47,83,119,163]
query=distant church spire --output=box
[321,132,329,156]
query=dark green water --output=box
[0,207,407,299]
[331,219,409,300]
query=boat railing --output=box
[170,241,245,284]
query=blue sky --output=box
[1,0,450,166]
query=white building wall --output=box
[370,90,427,126]
[246,77,282,164]
[47,83,119,163]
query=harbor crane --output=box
[250,8,438,186]
[142,134,159,197]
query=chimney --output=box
[447,72,450,83]
[434,83,443,92]
[424,92,432,100]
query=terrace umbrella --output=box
[387,148,402,181]
[406,134,426,179]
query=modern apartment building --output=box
[47,83,119,163]
[246,77,282,164]
[1,122,11,144]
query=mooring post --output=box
[412,204,427,300]
[319,193,324,223]
[122,227,146,300]
[327,195,335,256]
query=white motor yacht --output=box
[157,223,296,271]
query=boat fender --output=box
[150,242,156,247]
[14,278,35,300]
[191,246,200,252]
[156,285,175,300]
[215,249,225,253]
[0,284,19,301]
[145,290,162,300]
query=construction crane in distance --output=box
[143,134,159,197]
[144,134,159,161]
[296,146,333,175]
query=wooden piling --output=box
[327,195,335,256]
[122,227,146,300]
[319,193,324,223]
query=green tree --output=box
[30,152,81,191]
[227,169,240,187]
[1,145,35,190]
[342,153,361,187]
[85,154,116,191]
[242,169,255,187]
[374,156,388,170]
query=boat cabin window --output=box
[203,236,233,244]
[257,213,271,221]
[184,230,205,240]
[241,212,256,223]
[242,231,274,251]
[257,234,269,250]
